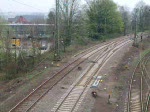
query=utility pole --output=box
[6,30,10,75]
[133,9,138,47]
[104,18,107,41]
[66,0,69,46]
[54,0,61,61]
[12,37,17,73]
[134,16,137,42]
[105,18,107,35]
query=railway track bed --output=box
[125,51,150,112]
[8,38,132,112]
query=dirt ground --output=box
[75,35,150,112]
[75,41,134,112]
[0,35,149,112]
[29,37,133,112]
[0,40,101,112]
[91,36,150,112]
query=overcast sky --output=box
[0,0,150,13]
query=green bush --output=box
[4,62,18,80]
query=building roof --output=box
[16,16,29,24]
[8,15,45,24]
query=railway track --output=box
[51,40,131,112]
[9,38,131,112]
[126,52,150,112]
[145,91,150,112]
[141,55,150,112]
[72,37,124,58]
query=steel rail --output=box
[73,37,127,58]
[127,52,150,112]
[71,40,132,112]
[144,91,150,112]
[52,40,131,112]
[142,55,150,112]
[54,44,115,112]
[9,39,126,112]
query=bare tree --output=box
[59,0,80,46]
[119,6,131,35]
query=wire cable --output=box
[11,0,44,12]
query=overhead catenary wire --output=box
[11,0,44,12]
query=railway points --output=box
[8,38,132,112]
[0,1,150,112]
